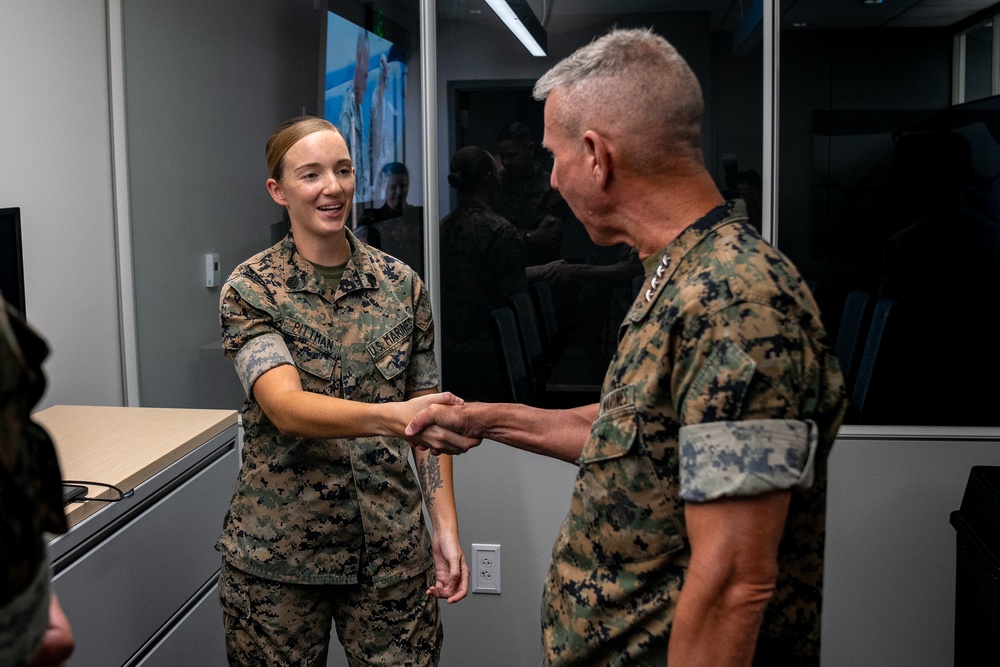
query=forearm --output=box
[414,447,458,531]
[668,561,775,666]
[260,384,407,440]
[254,365,455,442]
[668,492,790,666]
[475,402,596,462]
[569,260,642,286]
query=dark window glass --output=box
[778,10,1000,426]
[964,20,994,103]
[435,6,761,408]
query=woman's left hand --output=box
[426,529,469,604]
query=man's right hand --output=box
[405,402,484,456]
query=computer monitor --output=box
[0,207,26,316]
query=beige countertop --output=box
[34,405,238,528]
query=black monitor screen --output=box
[0,207,25,316]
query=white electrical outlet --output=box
[471,543,501,594]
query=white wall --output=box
[1,0,125,409]
[438,445,577,667]
[123,0,323,410]
[823,428,1000,666]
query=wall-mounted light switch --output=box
[205,253,221,287]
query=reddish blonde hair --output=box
[265,116,340,180]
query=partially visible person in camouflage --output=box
[0,295,75,667]
[494,121,571,266]
[217,116,475,667]
[406,28,846,667]
[439,146,527,402]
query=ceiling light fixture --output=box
[484,0,547,57]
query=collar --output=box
[627,200,748,324]
[280,228,379,297]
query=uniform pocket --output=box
[217,560,252,620]
[577,397,684,564]
[367,316,413,382]
[282,319,337,390]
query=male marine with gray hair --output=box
[408,28,845,666]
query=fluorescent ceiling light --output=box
[484,0,547,57]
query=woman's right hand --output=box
[394,392,482,454]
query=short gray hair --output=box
[533,28,704,172]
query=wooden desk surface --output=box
[34,405,238,527]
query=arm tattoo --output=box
[417,455,444,510]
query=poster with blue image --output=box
[323,11,407,211]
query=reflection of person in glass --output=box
[362,162,410,225]
[495,122,570,265]
[409,29,845,667]
[439,146,527,401]
[217,116,472,666]
[360,162,424,275]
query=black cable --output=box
[61,480,135,503]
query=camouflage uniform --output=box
[495,166,570,266]
[439,199,527,401]
[0,300,67,665]
[541,201,846,667]
[217,230,441,665]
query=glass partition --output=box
[432,2,762,408]
[956,17,996,104]
[777,1,1000,427]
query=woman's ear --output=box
[266,178,287,206]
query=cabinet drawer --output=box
[52,445,237,667]
[133,579,227,667]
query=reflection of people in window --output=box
[360,162,424,275]
[439,146,528,401]
[494,122,570,265]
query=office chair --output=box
[508,291,551,391]
[835,290,874,392]
[489,306,534,404]
[851,296,897,422]
[529,280,560,355]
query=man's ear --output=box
[583,130,612,189]
[266,178,287,206]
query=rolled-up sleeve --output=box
[220,281,292,397]
[678,418,818,502]
[233,333,294,397]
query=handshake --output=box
[399,391,485,456]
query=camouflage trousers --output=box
[219,559,442,667]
